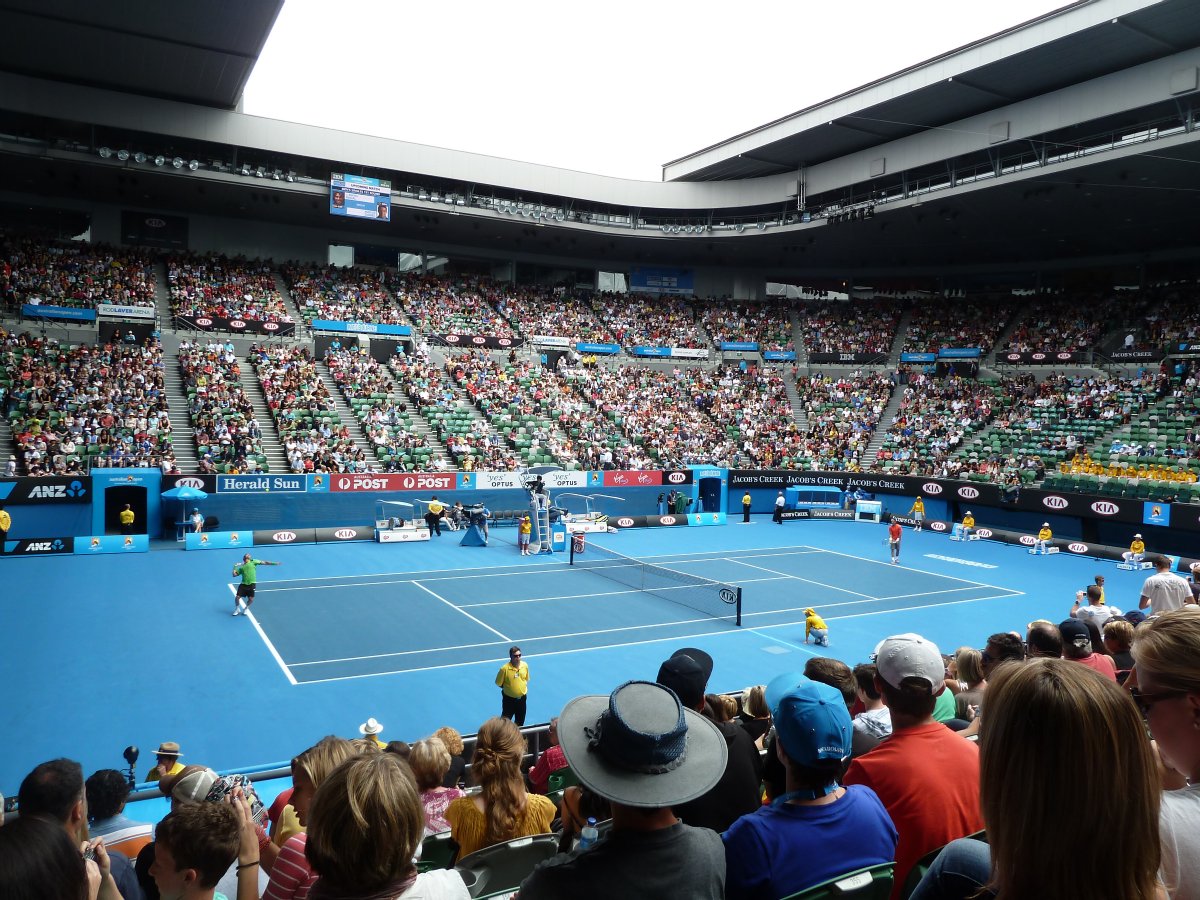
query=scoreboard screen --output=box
[330,173,391,222]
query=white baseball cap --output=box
[873,634,946,694]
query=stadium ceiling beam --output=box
[734,152,794,172]
[828,118,893,137]
[1111,20,1179,52]
[947,76,1014,102]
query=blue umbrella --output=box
[161,485,208,501]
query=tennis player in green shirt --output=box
[232,553,281,616]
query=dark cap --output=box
[1058,619,1092,649]
[656,647,713,709]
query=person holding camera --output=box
[1071,585,1120,627]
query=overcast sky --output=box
[243,0,1075,182]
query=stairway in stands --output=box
[862,380,905,465]
[312,362,374,459]
[789,308,810,371]
[884,307,915,367]
[234,353,290,474]
[783,372,809,434]
[158,332,200,473]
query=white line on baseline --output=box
[877,585,1013,601]
[288,588,1026,686]
[228,584,297,686]
[411,581,511,642]
[459,576,790,608]
[808,545,1003,590]
[725,558,876,599]
[250,558,566,586]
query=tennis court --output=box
[244,542,1023,685]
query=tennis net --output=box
[569,539,742,626]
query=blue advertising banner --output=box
[900,352,937,363]
[575,342,621,355]
[21,304,97,322]
[687,512,727,526]
[762,351,797,361]
[311,319,411,336]
[216,475,308,494]
[937,347,982,359]
[330,173,391,222]
[307,474,330,493]
[629,266,695,296]
[720,342,760,352]
[632,346,671,358]
[185,530,252,551]
[1144,501,1171,527]
[76,534,149,555]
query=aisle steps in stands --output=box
[987,302,1034,366]
[862,381,905,464]
[782,372,809,434]
[387,393,453,467]
[158,333,200,473]
[0,416,16,475]
[313,363,375,461]
[234,353,290,474]
[152,260,174,327]
[885,307,915,367]
[789,309,810,372]
[273,273,305,333]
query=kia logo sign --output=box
[1068,542,1089,553]
[196,317,213,327]
[498,338,512,347]
[273,531,297,542]
[145,217,167,228]
[1019,535,1036,545]
[1006,353,1020,361]
[659,516,676,525]
[471,336,486,345]
[334,529,357,539]
[446,335,460,343]
[264,322,279,331]
[1056,352,1071,360]
[1032,353,1046,361]
[957,487,979,499]
[976,528,993,538]
[931,521,947,532]
[175,477,204,489]
[1043,495,1069,509]
[1090,501,1119,516]
[922,483,943,495]
[616,517,635,527]
[230,320,245,329]
[667,472,686,484]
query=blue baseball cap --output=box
[765,672,851,767]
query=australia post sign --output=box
[330,472,457,493]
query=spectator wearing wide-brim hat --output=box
[358,716,386,748]
[146,741,185,783]
[518,680,727,900]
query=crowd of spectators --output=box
[168,254,293,324]
[1002,295,1120,354]
[250,345,366,473]
[282,264,407,326]
[388,273,517,338]
[800,300,901,355]
[591,293,710,349]
[901,300,1010,355]
[874,374,1002,473]
[1,236,157,311]
[495,285,619,344]
[695,300,794,351]
[698,366,797,468]
[178,339,266,473]
[3,330,174,474]
[793,371,894,470]
[1130,286,1200,351]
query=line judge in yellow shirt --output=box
[496,645,530,725]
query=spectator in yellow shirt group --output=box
[1123,534,1146,565]
[804,607,829,647]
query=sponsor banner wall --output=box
[575,342,621,355]
[75,534,149,554]
[315,525,374,543]
[473,472,529,490]
[21,304,97,322]
[120,210,189,249]
[998,351,1081,365]
[899,352,937,363]
[216,475,308,494]
[533,335,572,347]
[253,528,317,546]
[0,476,92,505]
[688,512,727,526]
[438,333,523,349]
[607,514,689,529]
[599,470,663,487]
[540,470,590,489]
[310,319,411,336]
[671,347,710,359]
[329,472,458,493]
[937,347,982,359]
[632,346,671,358]
[97,303,156,320]
[4,536,75,555]
[185,530,250,550]
[762,351,797,361]
[1110,349,1162,362]
[175,314,296,337]
[808,352,887,364]
[720,342,760,352]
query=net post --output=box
[735,587,743,627]
[569,535,576,566]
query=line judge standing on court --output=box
[496,645,530,725]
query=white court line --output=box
[750,629,818,656]
[228,584,297,686]
[877,585,1013,601]
[726,558,876,599]
[411,581,511,642]
[807,545,1005,590]
[459,575,790,608]
[254,558,566,585]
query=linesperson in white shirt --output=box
[1138,555,1194,615]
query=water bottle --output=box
[579,817,599,850]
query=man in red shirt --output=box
[1058,619,1118,681]
[526,716,568,794]
[887,520,903,565]
[843,634,983,898]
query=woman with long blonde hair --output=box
[444,718,555,859]
[911,658,1162,899]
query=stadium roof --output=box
[0,0,283,109]
[664,0,1200,181]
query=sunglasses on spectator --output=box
[1129,686,1187,717]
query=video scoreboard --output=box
[330,173,391,222]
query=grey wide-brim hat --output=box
[558,680,727,808]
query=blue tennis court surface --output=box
[246,546,1021,684]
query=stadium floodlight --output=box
[757,221,767,230]
[272,169,282,180]
[254,166,265,177]
[285,171,296,182]
[133,152,147,164]
[171,157,183,169]
[188,160,200,171]
[98,147,113,159]
[153,155,165,166]
[239,163,250,176]
[116,149,130,161]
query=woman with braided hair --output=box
[445,718,555,859]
